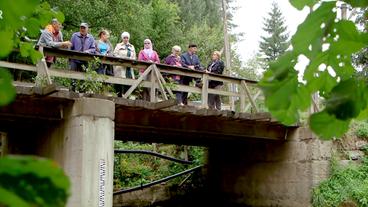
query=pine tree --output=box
[259,2,289,63]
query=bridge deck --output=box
[0,83,296,145]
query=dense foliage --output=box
[313,157,368,207]
[114,141,205,189]
[0,156,70,207]
[259,0,368,139]
[44,0,225,63]
[0,0,63,106]
[259,2,290,63]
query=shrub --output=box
[312,158,368,207]
[355,121,368,139]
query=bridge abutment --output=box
[207,127,332,207]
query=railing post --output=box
[201,73,209,108]
[36,46,52,85]
[150,65,157,103]
[0,132,7,157]
[241,80,258,113]
[239,81,246,113]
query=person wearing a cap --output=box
[179,44,203,105]
[113,32,136,96]
[69,23,96,71]
[37,18,71,67]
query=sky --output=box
[232,0,309,62]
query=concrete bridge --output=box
[0,48,331,207]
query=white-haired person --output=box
[113,32,136,96]
[137,39,160,101]
[206,51,225,110]
[164,45,183,104]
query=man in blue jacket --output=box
[69,23,96,71]
[180,44,202,105]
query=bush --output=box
[113,141,205,189]
[312,158,368,207]
[355,121,368,139]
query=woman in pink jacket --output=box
[138,39,160,101]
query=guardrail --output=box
[0,46,263,113]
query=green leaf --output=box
[0,69,16,106]
[0,156,70,207]
[344,0,368,7]
[25,17,41,38]
[54,11,65,23]
[325,79,367,120]
[310,111,350,139]
[30,50,43,64]
[291,1,336,55]
[0,187,29,207]
[289,0,318,10]
[329,20,368,56]
[0,30,14,58]
[19,42,32,57]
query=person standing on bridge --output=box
[95,29,114,76]
[138,39,160,101]
[180,44,203,105]
[164,45,183,104]
[113,32,136,97]
[206,51,224,110]
[37,18,71,67]
[69,23,96,71]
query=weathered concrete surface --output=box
[207,127,332,207]
[47,98,115,207]
[6,98,115,207]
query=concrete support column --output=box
[39,98,115,207]
[64,98,115,207]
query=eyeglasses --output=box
[144,42,151,44]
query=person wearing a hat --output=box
[37,18,71,67]
[69,22,96,71]
[113,32,136,96]
[179,44,203,105]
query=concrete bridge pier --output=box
[7,98,115,207]
[49,98,115,207]
[207,127,332,207]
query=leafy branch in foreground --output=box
[259,0,368,139]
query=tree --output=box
[0,1,70,206]
[353,8,368,81]
[259,0,368,139]
[259,2,290,63]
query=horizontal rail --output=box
[113,165,203,195]
[114,149,194,165]
[3,47,264,112]
[42,46,258,84]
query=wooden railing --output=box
[0,46,263,113]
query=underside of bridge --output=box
[0,84,295,146]
[3,83,331,207]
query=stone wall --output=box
[207,127,332,207]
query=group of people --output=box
[37,19,224,110]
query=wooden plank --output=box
[153,65,175,98]
[36,47,52,85]
[150,66,157,102]
[0,61,37,72]
[241,80,259,113]
[33,84,58,96]
[123,65,153,98]
[201,74,209,108]
[152,65,168,101]
[245,90,262,112]
[0,132,7,157]
[153,99,177,110]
